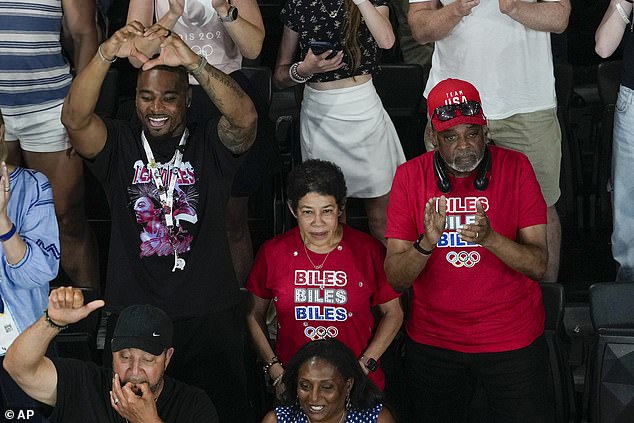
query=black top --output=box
[622,30,634,90]
[280,0,387,82]
[49,358,219,423]
[86,118,242,320]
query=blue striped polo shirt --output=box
[0,0,72,116]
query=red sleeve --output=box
[385,163,419,242]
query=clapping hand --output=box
[423,196,447,246]
[453,0,480,16]
[458,200,492,245]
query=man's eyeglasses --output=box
[433,101,482,121]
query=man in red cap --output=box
[384,79,549,422]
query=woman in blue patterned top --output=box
[0,123,60,420]
[261,338,396,423]
[272,0,405,246]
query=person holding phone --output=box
[273,0,405,245]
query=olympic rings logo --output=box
[304,326,339,341]
[446,251,481,268]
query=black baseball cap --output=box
[111,304,173,356]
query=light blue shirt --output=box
[0,167,60,333]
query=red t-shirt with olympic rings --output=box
[386,145,546,353]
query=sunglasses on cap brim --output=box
[432,101,482,121]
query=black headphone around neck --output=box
[433,146,492,193]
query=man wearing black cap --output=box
[384,79,549,422]
[3,286,219,423]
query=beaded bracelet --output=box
[0,224,16,242]
[97,44,117,64]
[44,309,69,331]
[263,356,281,375]
[289,62,313,84]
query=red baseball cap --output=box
[427,78,487,132]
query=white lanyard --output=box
[141,129,189,271]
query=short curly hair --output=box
[279,338,384,410]
[286,160,347,213]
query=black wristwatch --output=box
[363,356,378,372]
[219,5,238,22]
[413,233,434,256]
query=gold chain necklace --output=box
[303,243,332,270]
[318,0,343,18]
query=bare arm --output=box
[3,287,104,406]
[62,22,148,158]
[0,160,26,264]
[261,411,279,423]
[356,3,395,49]
[273,27,301,89]
[408,0,479,44]
[273,26,345,89]
[384,238,432,291]
[498,0,571,33]
[377,408,397,423]
[3,318,59,406]
[191,61,257,154]
[214,0,265,59]
[459,201,548,280]
[127,0,184,67]
[245,294,284,379]
[62,0,98,72]
[384,196,446,291]
[595,0,631,58]
[359,298,403,369]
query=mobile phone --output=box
[309,41,337,59]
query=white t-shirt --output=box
[415,0,558,119]
[155,0,242,81]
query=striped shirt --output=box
[0,0,72,116]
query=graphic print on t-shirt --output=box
[173,0,224,59]
[129,159,199,258]
[294,268,348,342]
[437,196,488,268]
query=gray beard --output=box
[446,152,483,174]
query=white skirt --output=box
[300,79,406,198]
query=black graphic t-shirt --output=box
[87,118,242,319]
